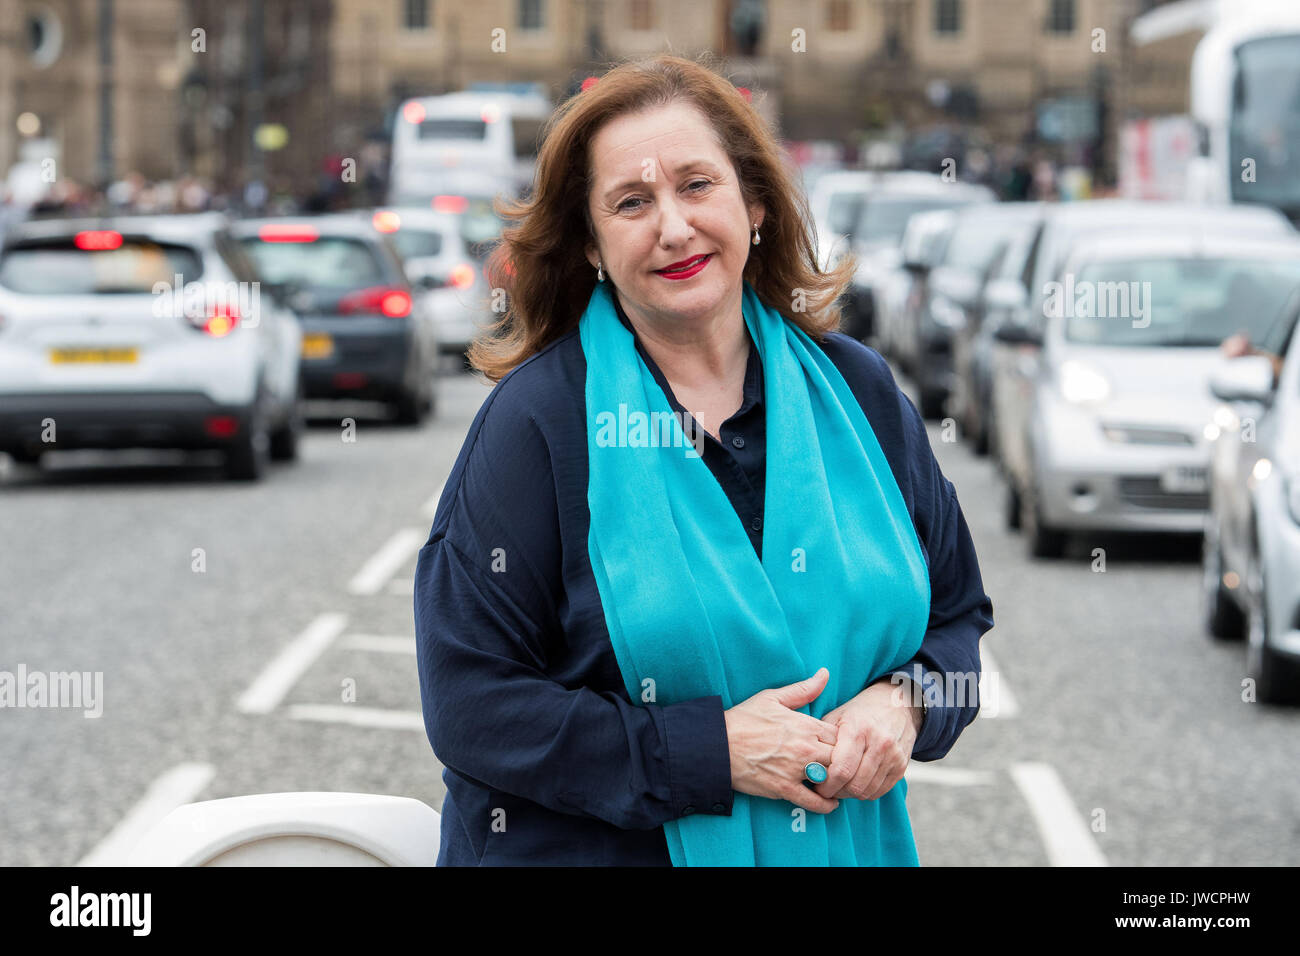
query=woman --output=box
[414,54,994,866]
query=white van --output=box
[389,89,551,205]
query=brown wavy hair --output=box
[466,52,858,382]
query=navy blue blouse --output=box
[414,300,995,866]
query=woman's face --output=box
[585,101,763,334]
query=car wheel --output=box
[269,386,304,462]
[225,393,271,481]
[1005,481,1021,532]
[918,388,946,420]
[1244,552,1300,704]
[1202,519,1244,640]
[1021,476,1066,558]
[392,386,427,426]
[7,446,44,466]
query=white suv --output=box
[0,213,303,480]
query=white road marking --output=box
[347,528,426,596]
[286,704,425,731]
[421,478,447,519]
[76,762,216,866]
[978,644,1020,718]
[905,762,996,786]
[236,612,347,714]
[337,634,417,655]
[1010,762,1108,867]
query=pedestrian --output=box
[413,53,994,866]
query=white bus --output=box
[1127,0,1300,223]
[389,88,552,207]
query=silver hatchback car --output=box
[1203,294,1300,704]
[996,232,1300,557]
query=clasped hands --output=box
[722,667,922,815]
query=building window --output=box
[934,0,960,34]
[519,0,545,31]
[403,0,430,30]
[827,0,851,32]
[630,0,654,31]
[1046,0,1075,33]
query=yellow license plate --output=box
[49,347,138,364]
[301,333,334,359]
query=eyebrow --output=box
[601,159,721,204]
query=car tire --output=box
[7,446,44,466]
[919,388,946,420]
[1244,550,1300,705]
[269,386,304,462]
[225,393,271,481]
[392,385,427,426]
[1202,520,1244,641]
[1021,476,1067,558]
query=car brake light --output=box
[338,287,411,318]
[402,101,426,124]
[192,303,240,337]
[257,224,320,243]
[75,230,123,251]
[448,263,475,289]
[432,195,469,214]
[372,210,401,233]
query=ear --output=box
[585,242,600,270]
[747,203,766,233]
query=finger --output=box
[864,748,908,801]
[771,667,829,710]
[800,714,839,746]
[816,722,865,799]
[785,782,840,816]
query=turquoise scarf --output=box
[580,279,931,866]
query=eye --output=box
[686,179,711,192]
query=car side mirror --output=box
[983,278,1027,312]
[993,321,1044,347]
[1209,355,1275,405]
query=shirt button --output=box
[731,436,745,449]
[681,805,696,816]
[711,803,726,813]
[750,516,763,532]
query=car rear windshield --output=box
[390,229,444,260]
[1065,257,1300,347]
[0,239,203,294]
[239,236,388,287]
[857,197,969,246]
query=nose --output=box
[656,193,695,248]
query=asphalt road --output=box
[2,365,1297,867]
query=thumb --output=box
[772,667,829,709]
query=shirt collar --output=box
[612,293,765,420]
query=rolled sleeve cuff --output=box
[889,666,944,757]
[661,694,734,818]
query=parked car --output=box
[893,202,1041,419]
[874,207,956,363]
[807,170,875,271]
[366,200,503,360]
[842,175,995,344]
[1203,291,1300,703]
[231,215,438,425]
[989,200,1295,534]
[0,213,303,480]
[995,231,1300,558]
[947,203,1047,451]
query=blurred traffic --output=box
[3,0,1300,869]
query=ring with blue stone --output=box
[803,761,829,785]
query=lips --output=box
[655,254,711,274]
